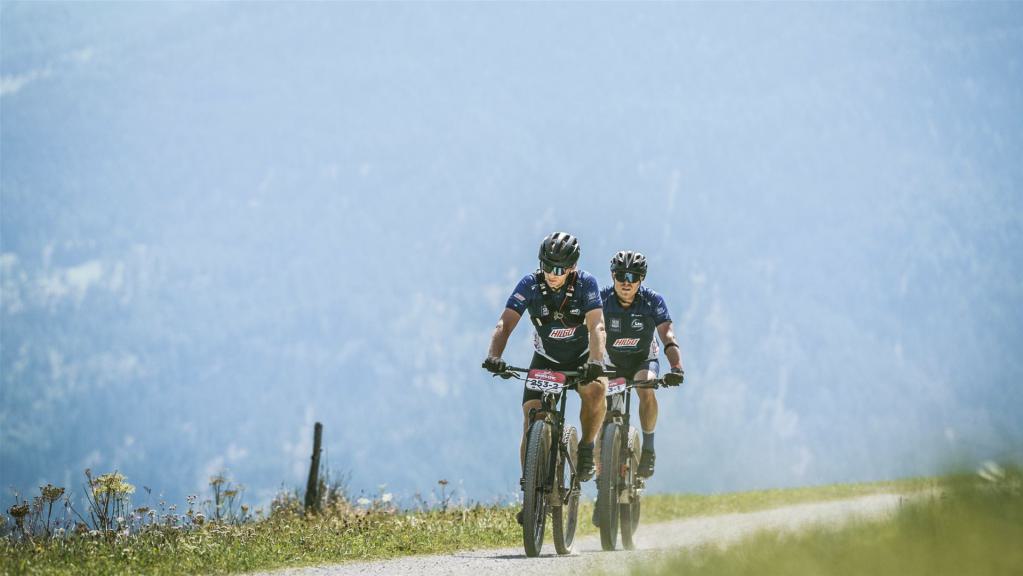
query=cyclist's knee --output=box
[637,387,656,402]
[521,399,542,422]
[578,378,606,403]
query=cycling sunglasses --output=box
[613,270,643,283]
[541,261,570,276]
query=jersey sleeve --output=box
[580,273,602,312]
[504,275,535,314]
[650,291,672,325]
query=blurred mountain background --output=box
[2,3,1021,507]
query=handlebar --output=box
[627,379,668,389]
[491,365,679,388]
[497,365,586,380]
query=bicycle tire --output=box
[620,426,642,550]
[552,425,579,554]
[597,421,621,551]
[522,420,551,557]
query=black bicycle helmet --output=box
[610,250,648,277]
[538,232,581,268]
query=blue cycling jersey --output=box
[601,285,671,365]
[505,270,603,362]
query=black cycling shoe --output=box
[638,449,656,478]
[516,509,524,525]
[577,444,596,482]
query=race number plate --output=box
[525,369,567,393]
[606,377,628,396]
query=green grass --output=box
[617,468,1022,576]
[605,475,935,528]
[1,506,521,576]
[1,476,929,576]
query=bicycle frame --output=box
[504,366,583,503]
[598,375,667,551]
[606,377,663,444]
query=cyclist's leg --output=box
[633,359,660,434]
[634,359,659,477]
[576,374,606,445]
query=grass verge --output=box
[2,476,928,575]
[617,466,1022,576]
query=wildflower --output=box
[8,503,29,520]
[438,479,449,486]
[381,493,393,503]
[91,472,135,496]
[41,484,65,503]
[357,497,371,507]
[210,475,227,487]
[224,489,239,499]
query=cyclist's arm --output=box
[487,308,522,358]
[584,308,607,364]
[656,321,684,370]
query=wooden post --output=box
[304,422,323,512]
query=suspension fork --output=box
[619,388,636,492]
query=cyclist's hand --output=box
[482,356,507,375]
[579,360,605,383]
[663,367,684,387]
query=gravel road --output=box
[250,493,906,576]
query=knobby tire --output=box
[552,426,579,555]
[619,425,642,550]
[522,420,551,558]
[597,421,622,551]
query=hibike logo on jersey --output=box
[612,337,640,347]
[548,327,578,339]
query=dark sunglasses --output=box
[613,270,643,283]
[541,261,569,276]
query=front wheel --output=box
[552,425,579,554]
[522,420,551,558]
[597,421,622,551]
[620,426,642,550]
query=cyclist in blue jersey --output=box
[601,250,684,478]
[483,232,609,518]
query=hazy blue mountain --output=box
[2,3,1021,508]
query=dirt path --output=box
[250,493,906,576]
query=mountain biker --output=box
[482,232,609,522]
[600,250,684,478]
